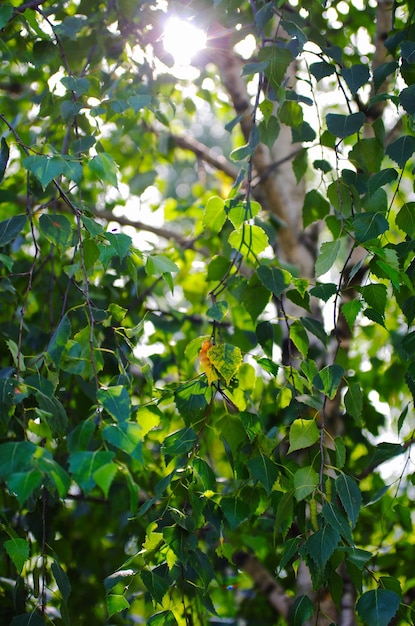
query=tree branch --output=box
[171,133,239,180]
[233,550,292,618]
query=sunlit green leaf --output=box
[288,419,319,454]
[4,538,30,574]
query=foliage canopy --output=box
[1,0,415,624]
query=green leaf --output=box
[228,224,269,257]
[359,284,387,318]
[342,299,363,330]
[47,315,71,366]
[396,202,415,237]
[356,589,400,626]
[39,214,72,248]
[313,364,344,400]
[354,212,388,243]
[303,524,340,571]
[107,594,130,617]
[148,610,177,625]
[208,343,242,386]
[326,112,365,138]
[174,378,211,423]
[145,254,179,276]
[105,231,131,261]
[7,470,43,505]
[386,135,415,168]
[68,451,114,495]
[247,454,279,494]
[303,190,330,228]
[336,474,362,527]
[227,200,261,228]
[0,214,26,247]
[35,452,70,498]
[93,463,118,498]
[399,84,415,114]
[315,239,342,277]
[257,264,290,297]
[88,152,118,187]
[51,560,71,602]
[293,466,319,501]
[344,381,363,424]
[23,155,66,189]
[342,64,370,96]
[309,61,335,81]
[0,3,13,29]
[259,45,292,90]
[0,137,9,183]
[206,301,228,322]
[102,423,143,461]
[310,282,337,302]
[290,319,309,357]
[0,441,36,479]
[97,385,131,422]
[321,501,353,543]
[162,427,197,456]
[141,567,170,604]
[301,317,328,348]
[61,75,90,95]
[4,538,30,574]
[221,496,250,529]
[288,419,319,454]
[289,594,314,626]
[367,168,398,195]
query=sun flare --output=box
[163,17,207,66]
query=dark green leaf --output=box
[140,567,170,604]
[162,427,197,457]
[303,524,340,571]
[0,137,9,183]
[23,155,66,189]
[356,589,400,626]
[221,496,250,529]
[342,64,370,96]
[303,189,330,228]
[289,594,314,626]
[105,232,131,260]
[247,454,279,494]
[47,315,71,366]
[321,501,353,542]
[326,112,365,138]
[310,282,337,302]
[353,212,388,243]
[344,381,363,424]
[386,135,415,168]
[309,61,335,81]
[359,284,387,318]
[301,317,328,347]
[0,214,26,247]
[257,264,290,297]
[51,560,71,602]
[336,474,361,527]
[39,214,72,248]
[147,610,177,625]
